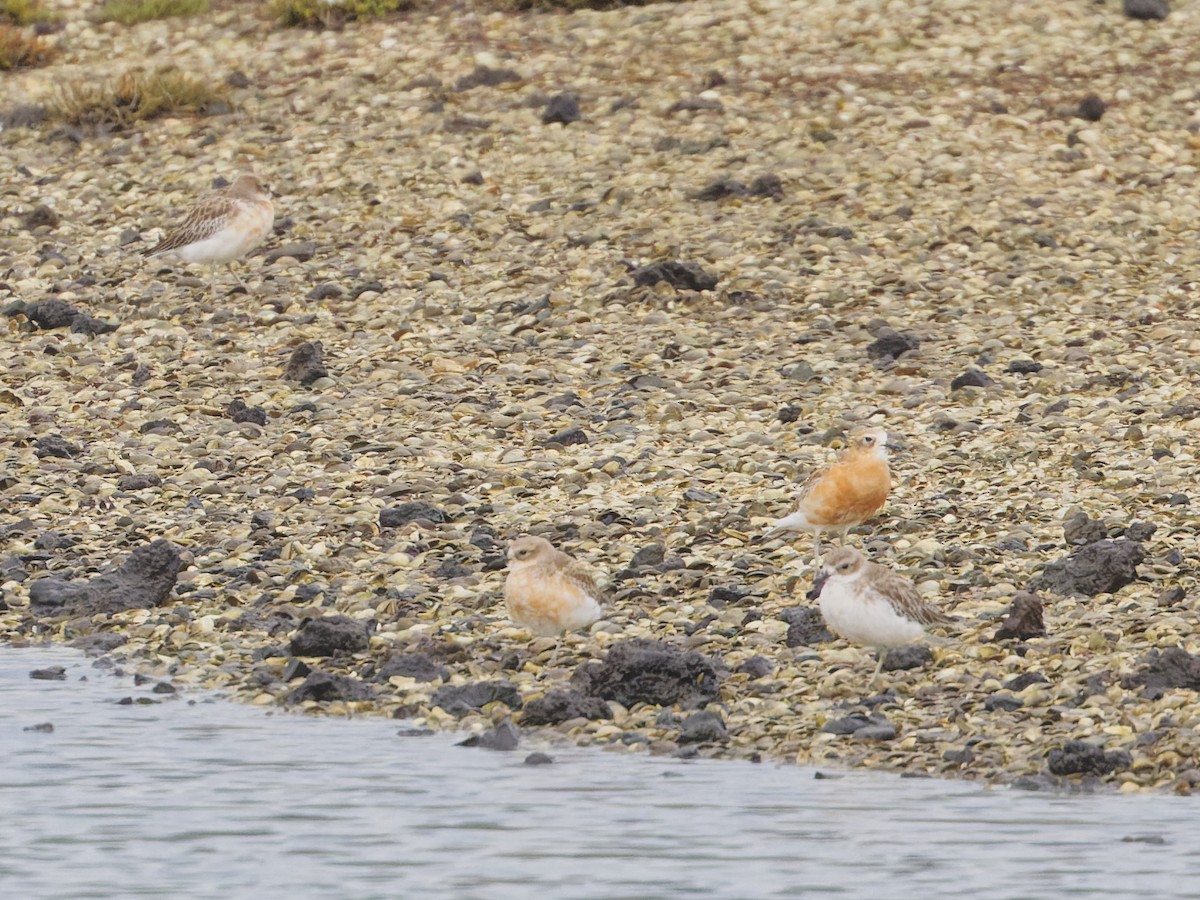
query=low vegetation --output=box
[0,23,55,68]
[0,0,53,25]
[270,0,414,28]
[96,0,210,25]
[50,67,229,128]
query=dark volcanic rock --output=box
[736,655,773,678]
[881,645,933,671]
[822,712,895,740]
[1047,741,1132,777]
[984,692,1023,712]
[690,176,748,201]
[1031,539,1145,597]
[780,607,834,646]
[542,92,581,125]
[24,297,80,329]
[992,591,1046,641]
[571,639,720,708]
[629,542,666,569]
[543,426,588,447]
[377,651,447,683]
[524,752,553,765]
[1063,512,1107,546]
[865,327,919,360]
[749,173,784,200]
[227,398,267,426]
[24,204,60,229]
[286,671,375,704]
[289,615,370,657]
[632,260,719,292]
[117,473,162,491]
[455,65,522,91]
[1077,93,1106,122]
[458,720,520,751]
[69,632,128,655]
[1123,0,1168,19]
[521,689,611,726]
[284,340,328,386]
[34,435,79,459]
[1121,647,1200,699]
[264,241,316,263]
[379,502,446,528]
[678,710,728,743]
[950,368,994,390]
[28,539,182,618]
[430,681,523,716]
[30,665,66,680]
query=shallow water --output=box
[2,645,1198,900]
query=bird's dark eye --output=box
[839,562,851,570]
[862,436,874,445]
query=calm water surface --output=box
[2,644,1198,899]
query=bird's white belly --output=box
[819,581,925,648]
[176,206,272,264]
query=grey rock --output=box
[521,689,611,726]
[283,340,328,386]
[678,710,728,743]
[1123,0,1168,19]
[1047,740,1132,776]
[631,260,718,292]
[1031,539,1145,597]
[28,539,182,618]
[430,681,523,716]
[780,607,834,646]
[289,615,370,657]
[992,591,1046,641]
[286,671,375,704]
[571,639,720,708]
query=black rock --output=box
[992,591,1046,641]
[1007,359,1043,374]
[777,405,803,424]
[1124,521,1157,543]
[30,665,66,680]
[377,651,447,683]
[1077,93,1106,121]
[307,282,344,300]
[24,298,79,329]
[736,656,773,678]
[542,93,581,125]
[1004,672,1050,692]
[707,585,748,606]
[543,426,588,447]
[950,369,995,390]
[24,722,54,733]
[1121,647,1200,699]
[284,340,328,386]
[28,539,182,618]
[570,639,720,708]
[281,658,311,681]
[865,327,919,360]
[984,693,1023,712]
[34,435,79,459]
[521,689,611,726]
[1063,512,1107,546]
[853,722,897,741]
[1047,740,1132,776]
[379,502,446,528]
[780,607,834,646]
[227,398,267,426]
[152,682,176,694]
[678,710,728,744]
[690,177,749,201]
[631,260,719,292]
[71,314,118,337]
[749,173,784,200]
[524,752,553,765]
[629,543,666,569]
[290,615,370,657]
[264,242,316,263]
[1123,0,1168,19]
[459,720,520,751]
[1031,539,1145,597]
[880,645,933,671]
[455,65,522,91]
[286,671,375,704]
[430,681,523,716]
[117,473,161,491]
[69,632,127,655]
[33,531,74,551]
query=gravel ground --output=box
[2,0,1200,791]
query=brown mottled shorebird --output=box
[143,174,274,293]
[504,536,603,637]
[808,547,955,683]
[767,427,894,564]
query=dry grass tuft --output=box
[96,0,210,25]
[49,67,230,128]
[0,0,53,25]
[0,23,55,69]
[270,0,414,28]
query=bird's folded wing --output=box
[145,196,239,255]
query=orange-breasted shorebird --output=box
[807,547,955,683]
[767,426,893,564]
[143,174,274,294]
[504,536,603,637]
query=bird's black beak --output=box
[807,569,830,602]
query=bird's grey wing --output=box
[870,567,955,627]
[145,195,239,256]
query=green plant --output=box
[96,0,209,24]
[0,0,52,25]
[0,23,55,68]
[50,67,229,128]
[270,0,413,28]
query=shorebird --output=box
[143,174,274,294]
[504,536,603,637]
[766,426,893,564]
[808,547,955,683]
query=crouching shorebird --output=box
[766,426,894,565]
[808,547,955,684]
[504,536,603,638]
[143,174,274,294]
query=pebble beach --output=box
[2,0,1200,792]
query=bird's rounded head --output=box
[507,535,554,566]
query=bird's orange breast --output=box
[802,455,890,527]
